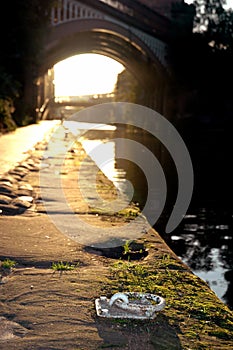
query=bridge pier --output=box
[21,67,39,123]
[139,66,172,122]
[35,69,55,120]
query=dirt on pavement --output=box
[0,123,233,350]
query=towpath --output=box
[0,120,59,176]
[0,120,232,350]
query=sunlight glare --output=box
[54,54,124,97]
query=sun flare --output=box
[54,54,124,97]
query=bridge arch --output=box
[36,1,172,118]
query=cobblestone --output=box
[0,137,52,216]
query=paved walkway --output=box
[0,120,59,176]
[0,122,233,350]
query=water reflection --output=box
[167,209,233,308]
[79,124,233,310]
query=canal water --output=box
[74,118,233,311]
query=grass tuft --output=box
[0,258,17,269]
[51,261,78,271]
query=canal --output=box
[71,116,233,311]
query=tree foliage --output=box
[114,70,140,103]
[193,0,233,49]
[0,2,54,128]
[168,0,233,123]
[0,1,52,84]
[193,0,227,31]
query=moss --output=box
[102,255,233,349]
[117,206,140,218]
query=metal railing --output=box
[50,0,170,39]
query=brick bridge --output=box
[34,0,193,119]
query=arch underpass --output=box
[36,0,173,119]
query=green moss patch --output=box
[102,255,233,349]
